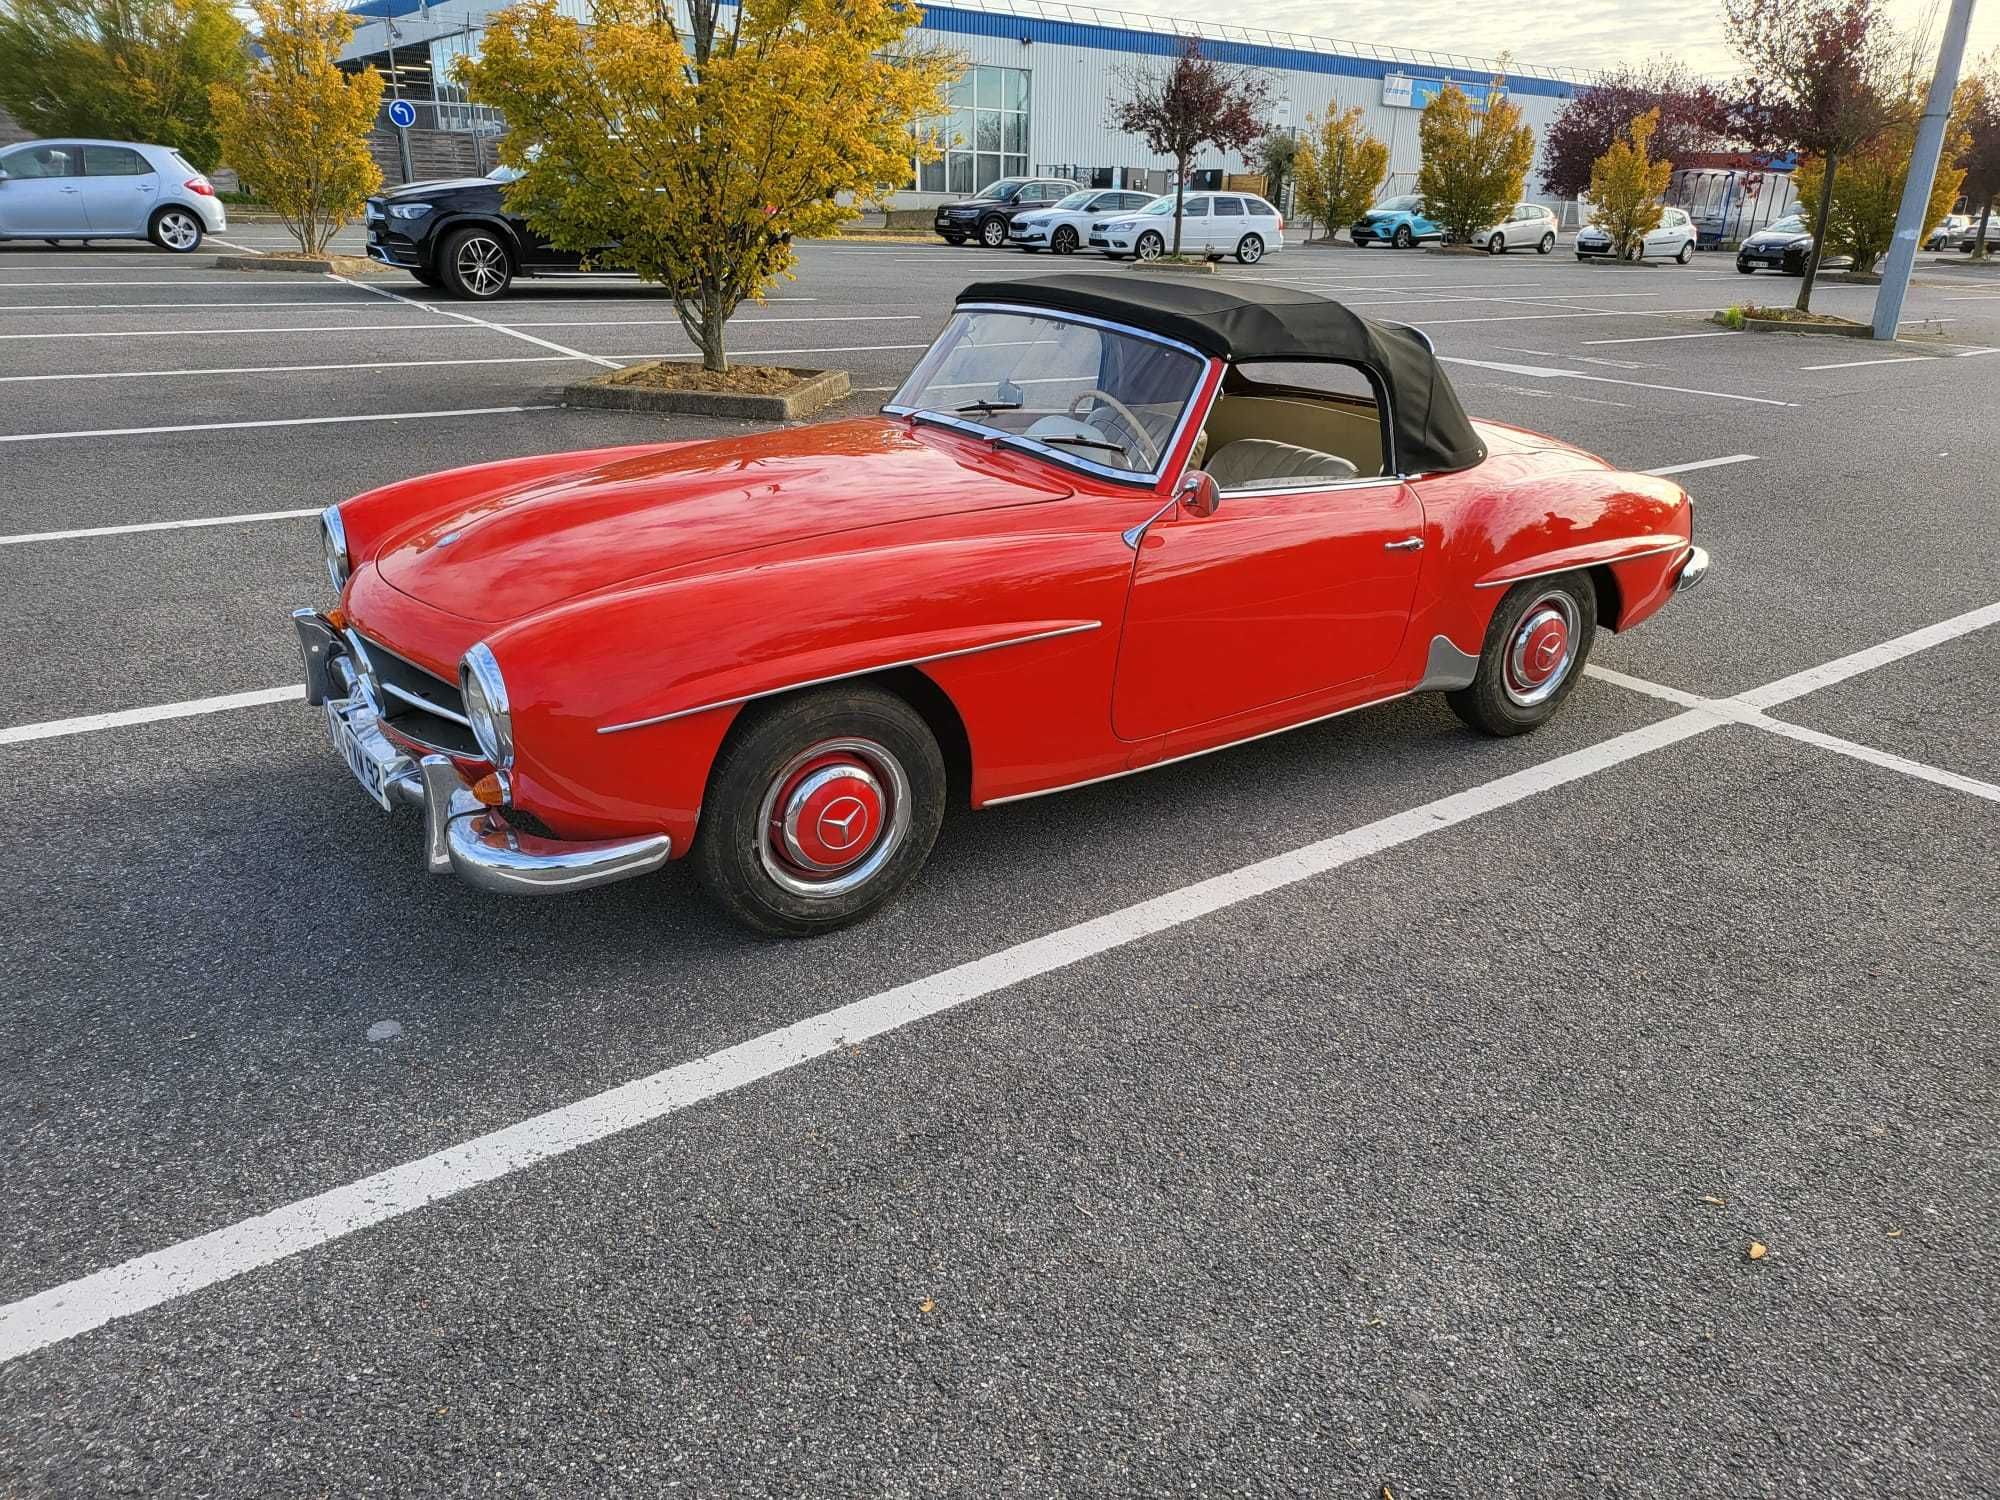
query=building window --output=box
[914,64,1028,193]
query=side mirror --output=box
[1178,468,1221,518]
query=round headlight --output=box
[460,643,513,768]
[321,505,350,594]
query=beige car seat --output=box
[1203,438,1359,490]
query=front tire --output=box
[1447,574,1598,736]
[1235,233,1264,264]
[1488,233,1505,254]
[979,216,1008,248]
[1052,225,1079,255]
[1135,231,1165,261]
[439,226,513,299]
[149,207,204,253]
[1393,225,1414,249]
[693,687,946,936]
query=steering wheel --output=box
[1068,390,1160,469]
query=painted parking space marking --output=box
[1582,330,1744,345]
[0,354,585,384]
[3,597,1995,1364]
[0,403,558,445]
[0,509,320,547]
[1440,355,1794,407]
[0,686,304,746]
[1642,454,1758,476]
[1799,355,1937,370]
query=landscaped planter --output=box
[1130,257,1217,274]
[214,253,391,275]
[1720,312,1872,337]
[564,362,849,420]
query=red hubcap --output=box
[771,757,885,874]
[1517,615,1569,687]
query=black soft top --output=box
[955,273,1486,476]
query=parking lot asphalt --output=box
[1,230,1997,1498]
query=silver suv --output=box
[0,138,228,252]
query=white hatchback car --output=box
[1009,187,1158,254]
[0,138,227,252]
[1473,201,1561,254]
[1089,192,1286,264]
[1574,206,1697,263]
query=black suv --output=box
[365,165,613,300]
[933,177,1080,247]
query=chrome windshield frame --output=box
[882,304,1211,489]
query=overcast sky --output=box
[1181,0,1998,79]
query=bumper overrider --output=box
[291,609,673,895]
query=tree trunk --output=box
[700,286,728,372]
[1976,198,1994,261]
[1172,163,1187,255]
[1797,150,1838,314]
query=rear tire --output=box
[693,687,946,936]
[1236,233,1264,264]
[1676,240,1695,264]
[1537,232,1556,254]
[148,207,203,253]
[439,226,513,299]
[1448,573,1598,737]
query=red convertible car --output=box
[293,275,1708,933]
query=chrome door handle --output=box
[1384,536,1424,551]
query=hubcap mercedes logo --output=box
[816,797,869,851]
[1535,634,1563,669]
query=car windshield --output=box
[1137,196,1182,215]
[889,309,1204,478]
[1052,190,1096,210]
[972,178,1025,202]
[1374,195,1423,213]
[487,165,524,183]
[1766,216,1806,234]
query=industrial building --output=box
[339,0,1590,207]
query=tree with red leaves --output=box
[1541,60,1734,200]
[1960,62,2000,259]
[1110,38,1272,257]
[1725,0,1915,310]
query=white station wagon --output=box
[1089,192,1286,264]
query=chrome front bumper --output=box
[1675,545,1711,592]
[292,610,673,895]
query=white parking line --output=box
[1642,454,1758,476]
[0,686,303,746]
[1799,355,1936,370]
[1440,355,1794,406]
[1582,331,1743,345]
[1,596,1994,1363]
[0,277,335,287]
[0,311,914,344]
[0,403,557,445]
[205,237,267,256]
[0,509,320,546]
[0,295,822,314]
[0,354,582,384]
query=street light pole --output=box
[1871,0,1979,340]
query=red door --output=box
[1111,479,1425,740]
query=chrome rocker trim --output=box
[1674,545,1711,592]
[293,610,673,895]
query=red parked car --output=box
[294,275,1709,934]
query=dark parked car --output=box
[364,165,613,300]
[1734,213,1847,276]
[933,177,1080,247]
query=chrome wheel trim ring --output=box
[755,737,911,900]
[456,236,507,295]
[1502,590,1580,708]
[159,212,199,250]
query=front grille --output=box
[350,631,480,757]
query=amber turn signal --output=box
[326,606,347,632]
[470,772,508,807]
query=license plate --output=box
[326,697,394,811]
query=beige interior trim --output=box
[1196,394,1385,482]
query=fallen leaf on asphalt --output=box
[1700,1195,1727,1206]
[1383,1486,1397,1500]
[1748,1242,1768,1260]
[920,1297,935,1313]
[1887,1228,1903,1238]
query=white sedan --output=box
[1008,187,1158,254]
[1088,191,1286,263]
[1575,206,1697,263]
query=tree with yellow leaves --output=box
[1587,108,1673,260]
[1795,80,1975,275]
[210,0,382,256]
[461,0,955,372]
[1416,80,1535,245]
[1294,106,1389,244]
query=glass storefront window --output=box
[913,65,1030,195]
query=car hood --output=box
[374,418,1074,624]
[377,176,496,202]
[1745,231,1811,248]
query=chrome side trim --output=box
[1474,540,1686,589]
[596,621,1104,735]
[1413,634,1480,691]
[380,680,472,727]
[982,687,1414,806]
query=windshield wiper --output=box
[1037,433,1127,455]
[953,399,1022,415]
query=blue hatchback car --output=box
[1350,194,1443,249]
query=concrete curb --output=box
[213,253,392,275]
[1130,258,1217,275]
[1733,316,1872,338]
[563,363,850,420]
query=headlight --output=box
[386,203,433,220]
[460,643,513,768]
[321,505,350,593]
